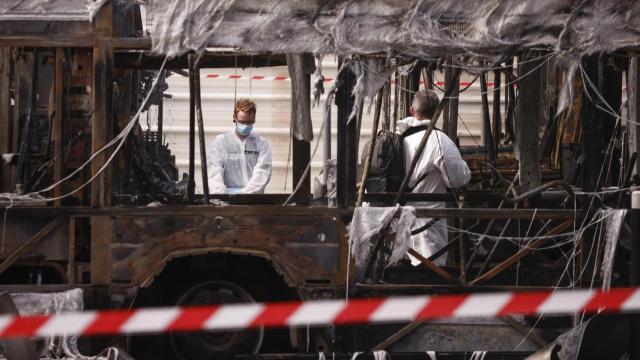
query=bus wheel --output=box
[169,281,264,359]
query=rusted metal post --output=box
[632,191,640,360]
[90,1,113,287]
[0,48,11,193]
[187,54,196,200]
[53,48,64,205]
[382,82,391,131]
[15,51,36,194]
[156,71,164,152]
[443,60,460,144]
[356,87,383,206]
[630,57,640,179]
[193,64,210,204]
[492,70,502,151]
[515,52,543,192]
[67,217,76,285]
[336,59,356,208]
[91,22,113,206]
[480,72,497,181]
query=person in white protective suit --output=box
[207,99,272,194]
[396,90,471,266]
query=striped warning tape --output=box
[1,287,638,339]
[202,74,496,88]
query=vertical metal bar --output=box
[323,85,332,188]
[630,57,640,180]
[492,70,502,152]
[382,80,391,131]
[291,61,312,205]
[516,53,544,192]
[392,71,399,127]
[91,0,113,207]
[336,59,356,208]
[15,51,36,194]
[187,54,196,200]
[0,48,11,193]
[447,64,460,145]
[53,48,63,206]
[90,2,113,287]
[356,87,383,207]
[480,72,497,179]
[156,71,164,152]
[631,191,640,360]
[193,65,209,204]
[67,217,76,285]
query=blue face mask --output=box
[236,122,253,136]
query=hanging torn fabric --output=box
[373,350,390,360]
[348,205,416,268]
[600,208,627,290]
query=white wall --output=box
[146,58,503,193]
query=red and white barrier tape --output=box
[1,287,638,339]
[202,75,496,88]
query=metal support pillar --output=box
[0,48,10,193]
[443,60,460,144]
[90,2,113,287]
[193,65,210,204]
[187,54,196,200]
[53,48,63,205]
[632,191,640,360]
[91,3,113,207]
[336,60,356,208]
[630,57,640,179]
[291,66,311,205]
[515,52,543,192]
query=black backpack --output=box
[361,125,434,193]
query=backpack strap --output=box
[401,124,442,138]
[408,170,430,192]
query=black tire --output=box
[169,281,264,360]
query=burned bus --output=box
[0,1,637,359]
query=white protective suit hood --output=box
[207,130,272,194]
[396,116,471,265]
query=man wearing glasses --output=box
[207,99,272,194]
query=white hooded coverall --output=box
[207,130,272,194]
[396,117,471,266]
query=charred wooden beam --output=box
[630,57,640,179]
[0,219,62,276]
[336,60,357,208]
[0,205,578,220]
[407,248,457,283]
[480,71,497,182]
[193,65,210,204]
[515,52,544,192]
[114,51,287,69]
[14,51,35,193]
[443,60,460,143]
[91,1,114,207]
[492,70,502,151]
[0,36,94,48]
[53,49,64,206]
[288,54,314,205]
[357,87,383,206]
[469,220,573,285]
[187,54,196,200]
[0,48,10,193]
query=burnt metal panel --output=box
[110,213,342,288]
